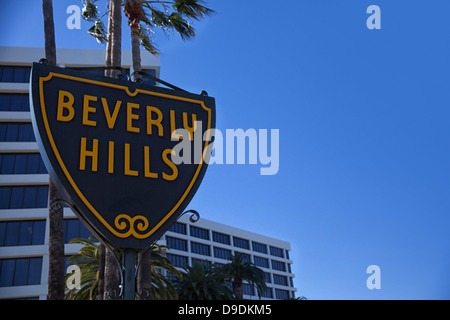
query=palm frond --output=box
[172,0,215,21]
[81,0,101,22]
[88,19,108,44]
[167,12,195,40]
[139,23,159,54]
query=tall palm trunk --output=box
[137,249,152,299]
[111,0,122,78]
[125,0,143,81]
[43,0,64,300]
[102,0,122,300]
[97,0,116,300]
[130,23,141,81]
[233,279,244,300]
[124,0,151,298]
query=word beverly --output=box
[173,123,280,176]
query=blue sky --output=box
[1,0,450,299]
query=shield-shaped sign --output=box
[30,62,215,249]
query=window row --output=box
[0,219,93,247]
[0,66,155,85]
[0,93,30,112]
[0,153,47,174]
[0,220,46,246]
[167,222,289,258]
[165,239,291,273]
[0,186,49,209]
[242,285,293,300]
[0,66,31,83]
[64,219,92,244]
[265,272,294,287]
[164,254,294,290]
[0,124,35,142]
[0,257,42,287]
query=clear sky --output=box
[1,0,450,299]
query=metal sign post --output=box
[123,249,136,300]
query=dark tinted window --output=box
[0,257,43,287]
[0,94,29,111]
[0,186,48,209]
[0,124,35,141]
[0,66,31,83]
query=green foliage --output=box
[174,260,234,300]
[88,20,107,44]
[80,0,214,53]
[81,0,108,44]
[171,0,214,20]
[221,253,268,299]
[65,237,100,300]
[64,237,181,300]
[142,245,181,300]
[138,23,158,54]
[65,238,271,300]
[174,254,268,300]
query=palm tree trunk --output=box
[104,0,113,78]
[124,0,143,81]
[103,0,122,300]
[43,0,65,300]
[131,23,142,81]
[132,24,152,296]
[97,243,105,299]
[233,280,244,300]
[124,0,151,297]
[97,2,115,299]
[43,0,56,66]
[137,250,151,299]
[103,247,121,299]
[111,0,122,78]
[47,181,64,300]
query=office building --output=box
[162,214,296,300]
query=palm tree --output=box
[141,245,181,300]
[174,260,233,300]
[103,0,123,300]
[43,0,65,300]
[221,253,267,300]
[123,0,214,78]
[79,0,124,299]
[82,0,214,71]
[80,0,214,299]
[122,0,214,296]
[65,238,180,299]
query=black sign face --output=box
[30,63,215,249]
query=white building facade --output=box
[0,46,295,300]
[162,214,296,300]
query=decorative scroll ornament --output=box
[114,214,150,239]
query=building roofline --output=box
[0,46,160,70]
[177,214,292,250]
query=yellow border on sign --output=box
[39,72,212,240]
